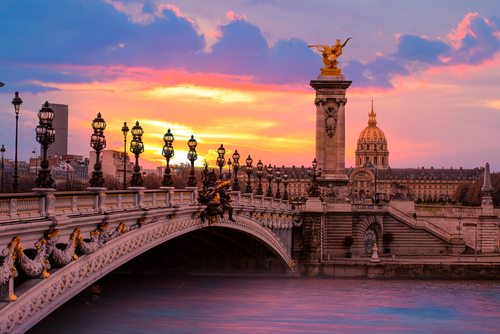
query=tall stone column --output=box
[310,76,352,192]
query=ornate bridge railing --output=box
[0,189,298,223]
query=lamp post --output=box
[308,158,322,182]
[244,155,253,194]
[282,171,289,200]
[11,92,23,193]
[66,158,71,191]
[275,167,282,199]
[121,122,129,189]
[458,215,461,262]
[216,144,226,180]
[1,145,5,194]
[265,164,274,197]
[256,160,264,195]
[34,102,56,189]
[129,121,145,188]
[161,129,174,187]
[232,150,240,191]
[227,158,232,180]
[186,135,198,187]
[32,147,38,184]
[89,113,107,188]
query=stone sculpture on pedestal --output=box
[309,39,352,199]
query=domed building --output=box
[355,101,389,168]
[348,101,483,203]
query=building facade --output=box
[47,103,68,158]
[89,150,134,182]
[347,103,482,202]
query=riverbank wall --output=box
[300,261,500,279]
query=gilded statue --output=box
[309,38,351,76]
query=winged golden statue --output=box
[309,38,351,76]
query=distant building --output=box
[347,103,482,202]
[47,103,68,158]
[89,150,134,181]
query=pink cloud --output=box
[226,11,247,22]
[157,4,194,24]
[448,12,482,48]
[206,30,223,40]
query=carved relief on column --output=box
[315,97,347,139]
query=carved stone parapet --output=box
[160,187,175,207]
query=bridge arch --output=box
[0,213,294,333]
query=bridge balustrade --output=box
[0,189,298,223]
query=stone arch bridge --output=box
[0,188,301,333]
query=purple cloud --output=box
[392,13,500,66]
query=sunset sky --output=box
[1,0,499,170]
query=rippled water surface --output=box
[28,275,500,334]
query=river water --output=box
[28,275,500,334]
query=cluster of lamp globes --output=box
[88,113,199,189]
[89,113,293,198]
[15,98,302,197]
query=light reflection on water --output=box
[28,275,500,334]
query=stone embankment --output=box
[301,256,500,279]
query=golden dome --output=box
[358,101,386,142]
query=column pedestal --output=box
[310,75,352,199]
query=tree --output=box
[103,174,122,190]
[144,173,161,189]
[453,172,500,207]
[453,181,470,204]
[171,163,202,189]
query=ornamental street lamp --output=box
[32,147,38,185]
[66,158,71,191]
[458,215,462,262]
[11,92,23,193]
[216,144,226,180]
[275,167,282,199]
[232,150,241,191]
[1,145,5,194]
[129,121,145,188]
[89,113,107,188]
[308,158,322,182]
[161,129,175,187]
[256,160,264,195]
[186,135,198,187]
[265,164,274,198]
[121,122,129,189]
[227,158,232,180]
[34,102,56,189]
[282,170,289,200]
[244,155,253,194]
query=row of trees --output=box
[453,172,500,206]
